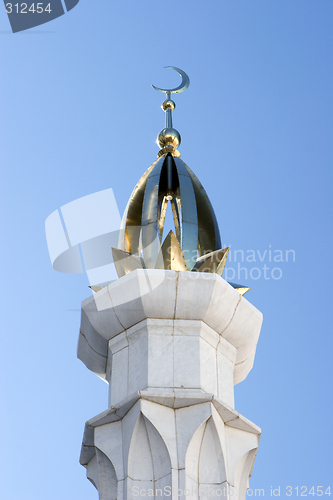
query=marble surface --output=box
[81,397,260,500]
[78,270,263,499]
[78,270,262,391]
[106,318,237,408]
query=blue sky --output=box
[0,1,332,499]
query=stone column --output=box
[78,270,263,500]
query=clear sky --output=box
[0,1,332,499]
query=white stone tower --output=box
[78,68,263,500]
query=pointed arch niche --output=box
[86,448,118,500]
[127,413,172,497]
[185,416,227,498]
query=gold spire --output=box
[152,67,190,158]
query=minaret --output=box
[78,68,263,500]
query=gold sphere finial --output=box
[162,99,176,112]
[157,127,181,149]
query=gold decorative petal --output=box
[192,247,229,275]
[216,247,229,277]
[89,285,104,293]
[155,230,187,271]
[112,248,145,279]
[228,282,251,296]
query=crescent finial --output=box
[152,67,190,94]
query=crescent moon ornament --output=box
[152,66,190,94]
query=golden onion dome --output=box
[119,152,221,270]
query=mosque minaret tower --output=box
[77,68,263,500]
